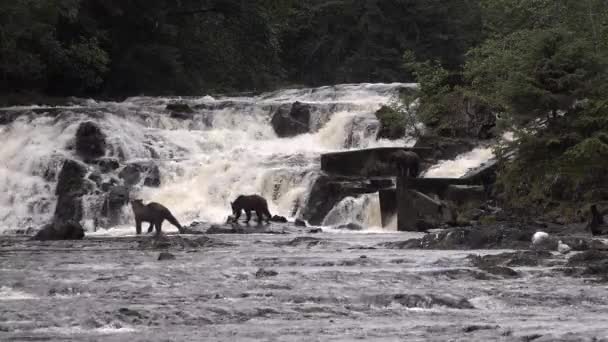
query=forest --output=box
[1,0,485,97]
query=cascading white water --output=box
[322,193,382,228]
[0,83,415,233]
[423,147,495,178]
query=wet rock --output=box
[468,250,553,268]
[54,194,84,223]
[335,222,364,231]
[560,237,608,251]
[270,215,288,223]
[55,159,88,197]
[118,308,145,319]
[463,325,499,333]
[482,266,519,278]
[382,239,424,249]
[384,225,534,250]
[421,268,492,281]
[567,250,608,266]
[138,235,233,250]
[158,252,176,261]
[88,172,102,186]
[32,220,85,241]
[166,103,194,119]
[206,225,242,234]
[278,236,325,247]
[91,157,120,173]
[390,293,474,309]
[308,228,322,234]
[520,334,544,342]
[53,159,90,223]
[75,121,106,160]
[295,219,307,227]
[100,177,119,192]
[118,162,161,187]
[0,109,23,125]
[255,268,278,278]
[271,101,311,137]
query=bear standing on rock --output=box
[131,200,184,236]
[389,150,421,178]
[230,194,272,224]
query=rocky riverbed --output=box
[1,227,608,341]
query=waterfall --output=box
[0,83,415,233]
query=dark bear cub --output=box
[231,194,272,224]
[389,150,421,177]
[130,199,184,235]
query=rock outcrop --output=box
[271,101,311,137]
[75,121,106,160]
[118,161,161,187]
[53,160,89,223]
[32,220,85,240]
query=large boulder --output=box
[32,220,85,241]
[54,160,89,223]
[271,101,311,137]
[375,105,405,140]
[75,121,106,160]
[118,162,161,187]
[54,194,84,223]
[166,103,194,120]
[55,160,88,197]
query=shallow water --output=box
[1,232,607,341]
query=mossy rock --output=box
[375,105,405,140]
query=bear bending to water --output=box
[389,150,421,178]
[231,194,272,224]
[130,199,184,235]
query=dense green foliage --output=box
[405,0,608,219]
[1,0,483,97]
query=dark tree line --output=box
[0,0,483,97]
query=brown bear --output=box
[230,194,272,224]
[130,199,184,235]
[389,150,421,177]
